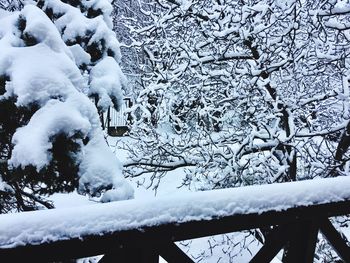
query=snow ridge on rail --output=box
[1,176,350,248]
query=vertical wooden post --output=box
[98,246,159,263]
[107,107,111,133]
[282,220,319,263]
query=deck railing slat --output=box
[250,225,289,263]
[158,242,194,263]
[282,220,319,263]
[320,219,350,262]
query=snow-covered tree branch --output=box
[123,0,350,190]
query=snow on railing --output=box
[1,176,350,262]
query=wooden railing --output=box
[1,177,350,262]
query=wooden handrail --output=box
[1,177,350,262]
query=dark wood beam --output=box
[159,242,194,263]
[320,218,350,262]
[98,246,159,263]
[282,220,319,263]
[250,226,289,263]
[1,200,350,262]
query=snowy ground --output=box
[48,136,285,262]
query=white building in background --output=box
[103,98,132,136]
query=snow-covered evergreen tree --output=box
[0,5,133,213]
[32,0,127,123]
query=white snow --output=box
[49,191,96,209]
[0,176,12,193]
[22,0,125,112]
[20,6,72,55]
[1,176,350,248]
[78,133,134,199]
[10,99,91,170]
[69,44,91,67]
[0,5,133,201]
[89,57,126,110]
[0,8,11,19]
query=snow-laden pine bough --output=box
[0,2,133,212]
[1,176,350,262]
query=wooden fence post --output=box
[98,246,159,263]
[282,220,319,263]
